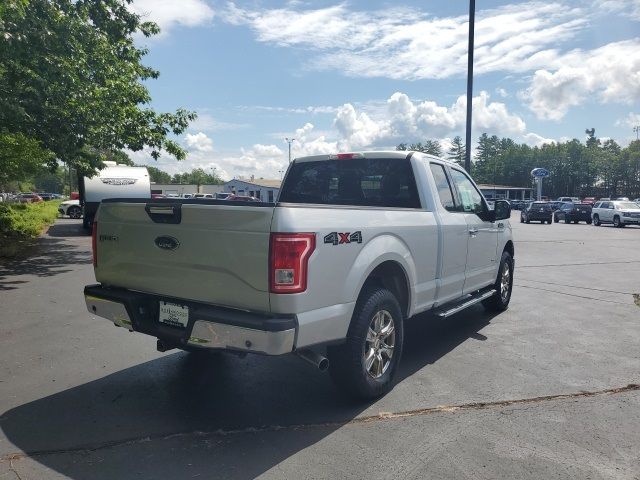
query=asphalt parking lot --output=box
[1,215,639,480]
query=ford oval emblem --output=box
[155,236,180,251]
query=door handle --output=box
[468,228,478,237]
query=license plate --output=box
[159,301,189,328]
[539,208,544,211]
[581,210,586,213]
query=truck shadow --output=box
[1,307,496,479]
[0,222,91,289]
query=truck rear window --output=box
[279,158,421,208]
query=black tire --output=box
[482,251,514,312]
[587,219,592,225]
[564,217,571,224]
[520,215,524,223]
[554,215,559,223]
[328,287,404,400]
[67,206,82,219]
[525,217,530,224]
[573,220,579,224]
[82,214,94,232]
[613,216,622,228]
[593,214,600,226]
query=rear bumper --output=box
[84,284,296,355]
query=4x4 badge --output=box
[324,231,363,246]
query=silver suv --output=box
[592,200,640,227]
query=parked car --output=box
[582,197,597,205]
[39,193,57,201]
[215,192,231,200]
[521,202,552,224]
[557,196,580,203]
[193,193,214,199]
[614,197,629,201]
[84,151,514,399]
[509,200,525,210]
[592,200,640,227]
[58,199,83,219]
[16,193,43,203]
[553,202,592,224]
[548,201,564,211]
[226,194,259,202]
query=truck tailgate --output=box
[94,201,274,312]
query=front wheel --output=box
[483,251,514,312]
[67,206,82,219]
[613,216,622,228]
[328,287,404,400]
[593,214,601,226]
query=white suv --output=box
[592,200,640,227]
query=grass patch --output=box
[0,201,62,257]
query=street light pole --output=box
[285,137,295,163]
[464,0,475,173]
[634,125,639,140]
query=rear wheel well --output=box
[361,261,410,318]
[504,240,514,259]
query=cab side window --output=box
[429,163,456,212]
[450,169,484,215]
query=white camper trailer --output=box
[80,161,150,230]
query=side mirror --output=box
[494,200,511,221]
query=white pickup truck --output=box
[84,151,514,399]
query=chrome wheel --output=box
[364,310,395,379]
[500,263,511,302]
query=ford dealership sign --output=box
[531,168,550,178]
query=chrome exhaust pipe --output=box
[296,349,329,372]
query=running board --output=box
[435,289,497,318]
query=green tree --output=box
[145,166,172,184]
[447,136,466,166]
[422,140,442,157]
[0,133,53,190]
[0,0,195,177]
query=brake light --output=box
[91,221,98,267]
[330,153,364,160]
[269,233,315,294]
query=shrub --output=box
[0,201,61,257]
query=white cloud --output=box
[616,112,640,128]
[185,132,214,152]
[189,112,249,132]
[225,1,587,80]
[131,0,214,34]
[594,0,640,20]
[130,93,551,180]
[496,87,509,98]
[522,39,640,120]
[239,105,338,115]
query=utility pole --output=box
[634,125,639,140]
[285,137,295,163]
[464,0,476,173]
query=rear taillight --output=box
[91,221,98,267]
[269,233,315,294]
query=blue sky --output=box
[127,0,640,180]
